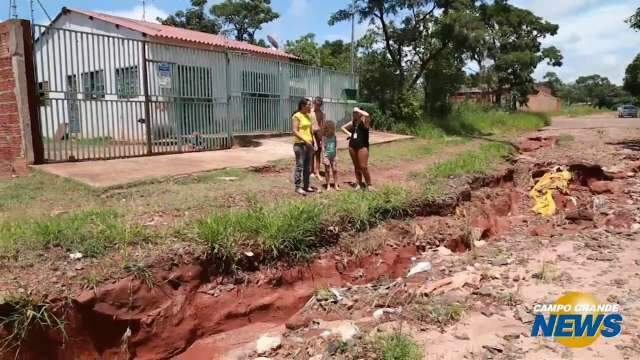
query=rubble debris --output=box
[417,271,481,296]
[407,261,432,277]
[256,334,282,354]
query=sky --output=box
[8,0,640,84]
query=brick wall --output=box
[0,20,40,175]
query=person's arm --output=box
[341,122,353,137]
[355,108,371,128]
[292,116,313,146]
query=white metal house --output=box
[34,8,357,162]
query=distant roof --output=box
[56,7,297,60]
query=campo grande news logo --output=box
[531,292,623,348]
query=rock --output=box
[474,240,487,248]
[309,356,322,360]
[589,181,621,194]
[514,305,534,324]
[586,253,616,261]
[592,196,609,214]
[69,252,83,260]
[529,224,553,237]
[631,223,640,233]
[74,264,84,271]
[473,286,493,296]
[491,257,510,266]
[256,334,282,354]
[437,246,453,256]
[454,331,470,340]
[565,209,594,222]
[407,261,432,277]
[503,333,520,341]
[373,308,397,321]
[217,176,238,181]
[333,321,359,341]
[285,314,312,331]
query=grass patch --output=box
[330,186,414,231]
[557,133,575,146]
[373,333,422,360]
[392,103,549,139]
[410,296,466,326]
[550,104,610,117]
[197,185,413,268]
[0,294,66,355]
[0,209,146,258]
[425,142,513,178]
[197,201,325,266]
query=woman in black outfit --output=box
[341,107,374,190]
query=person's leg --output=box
[293,144,304,190]
[348,147,362,187]
[324,164,331,189]
[357,147,372,187]
[302,145,311,191]
[332,161,340,190]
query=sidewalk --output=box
[35,131,412,188]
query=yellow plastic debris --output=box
[529,170,572,216]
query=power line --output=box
[36,0,52,22]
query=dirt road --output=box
[200,113,640,360]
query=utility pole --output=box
[9,0,17,19]
[350,0,355,74]
[142,0,146,21]
[30,0,35,24]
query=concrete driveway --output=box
[35,131,412,188]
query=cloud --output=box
[513,0,640,84]
[99,4,168,23]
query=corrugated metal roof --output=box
[63,7,297,60]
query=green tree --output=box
[627,7,640,30]
[330,0,475,123]
[284,33,321,66]
[476,0,563,107]
[318,40,352,72]
[158,0,221,34]
[211,0,280,44]
[423,49,466,116]
[624,53,640,97]
[542,72,563,95]
[574,75,619,108]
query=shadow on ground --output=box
[607,139,640,152]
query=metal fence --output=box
[32,25,358,162]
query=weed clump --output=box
[0,209,146,258]
[373,332,422,360]
[0,294,66,355]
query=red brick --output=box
[0,102,17,114]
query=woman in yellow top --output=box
[292,98,317,195]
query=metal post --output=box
[141,41,152,155]
[225,50,232,146]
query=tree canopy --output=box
[624,53,640,97]
[475,0,562,106]
[284,34,352,72]
[211,0,280,44]
[158,0,279,45]
[158,0,221,34]
[627,7,640,31]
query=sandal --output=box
[295,188,307,196]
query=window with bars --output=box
[81,70,105,99]
[115,66,139,99]
[37,81,50,106]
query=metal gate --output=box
[32,25,357,162]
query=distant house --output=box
[33,7,357,161]
[449,87,495,104]
[518,85,561,113]
[450,84,561,112]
